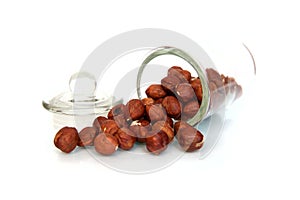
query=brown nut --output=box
[54,127,79,153]
[145,84,167,99]
[142,97,155,106]
[145,104,167,123]
[107,104,128,119]
[146,131,168,155]
[154,98,164,104]
[161,96,181,119]
[175,83,197,103]
[152,121,174,144]
[93,116,108,132]
[129,125,149,143]
[190,78,203,102]
[168,66,191,82]
[113,114,129,128]
[166,117,174,128]
[100,119,119,135]
[115,128,136,150]
[174,121,190,135]
[175,121,204,152]
[78,127,97,147]
[161,75,182,93]
[206,68,223,88]
[94,133,118,155]
[126,99,145,121]
[182,100,200,119]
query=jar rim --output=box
[136,46,211,126]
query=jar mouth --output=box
[136,46,210,126]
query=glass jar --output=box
[43,29,256,173]
[136,45,255,126]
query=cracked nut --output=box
[54,127,79,153]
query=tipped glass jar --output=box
[137,45,255,126]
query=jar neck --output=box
[136,46,210,126]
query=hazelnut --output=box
[107,104,128,119]
[78,127,97,147]
[161,96,181,119]
[113,114,129,128]
[145,84,167,99]
[206,68,223,88]
[166,117,174,128]
[161,75,182,93]
[154,98,164,104]
[126,99,145,121]
[152,121,174,144]
[137,119,151,128]
[145,104,167,123]
[115,128,136,150]
[175,83,197,103]
[93,116,108,132]
[142,97,155,106]
[175,121,204,152]
[129,125,149,143]
[182,100,200,119]
[94,133,119,155]
[146,131,168,155]
[190,78,203,102]
[100,119,119,135]
[130,119,151,143]
[168,66,191,82]
[54,127,79,153]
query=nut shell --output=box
[94,133,118,155]
[54,127,79,153]
[78,127,97,147]
[115,128,136,150]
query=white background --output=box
[1,0,300,199]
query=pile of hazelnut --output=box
[54,66,241,155]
